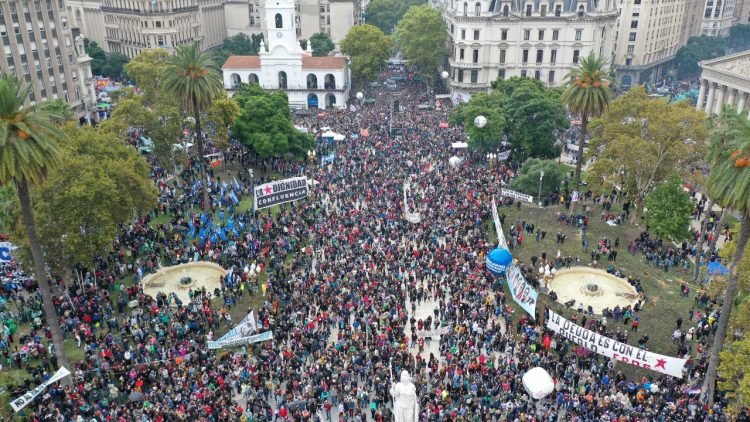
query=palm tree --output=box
[0,75,70,383]
[561,52,614,195]
[163,43,223,211]
[702,106,750,406]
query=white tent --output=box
[451,142,468,149]
[333,134,346,141]
[321,130,338,138]
[449,156,464,168]
[522,367,554,399]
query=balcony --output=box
[448,59,483,69]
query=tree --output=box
[673,36,726,80]
[495,78,568,160]
[309,32,335,56]
[587,87,707,218]
[341,24,392,86]
[643,173,694,241]
[509,159,563,198]
[365,0,425,34]
[163,43,224,211]
[394,5,447,80]
[0,76,71,384]
[84,39,128,79]
[448,91,507,152]
[213,33,264,65]
[0,185,16,234]
[232,83,313,159]
[561,52,614,194]
[29,124,157,274]
[206,92,240,149]
[124,49,170,103]
[702,106,750,406]
[728,25,750,52]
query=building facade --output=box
[612,0,686,89]
[225,0,359,45]
[680,0,705,45]
[222,0,350,109]
[733,0,750,24]
[66,0,107,50]
[431,0,618,102]
[701,0,736,36]
[97,0,226,58]
[696,50,750,117]
[0,0,96,121]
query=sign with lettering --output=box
[207,330,273,350]
[416,326,450,338]
[253,177,309,210]
[11,367,70,412]
[491,197,507,248]
[500,188,534,204]
[546,310,686,378]
[507,264,538,319]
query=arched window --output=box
[278,71,287,89]
[463,2,468,15]
[230,73,240,88]
[307,93,319,108]
[578,5,584,16]
[489,0,496,11]
[475,2,481,15]
[324,74,336,89]
[275,13,283,29]
[307,74,318,89]
[248,73,259,84]
[503,5,509,16]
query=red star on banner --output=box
[655,358,667,370]
[265,186,272,194]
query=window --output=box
[633,9,640,16]
[631,20,638,28]
[278,71,287,88]
[472,49,479,63]
[521,70,527,77]
[503,5,509,16]
[627,44,635,53]
[552,30,559,40]
[34,59,41,71]
[575,29,582,40]
[473,30,480,40]
[459,48,465,60]
[577,5,584,16]
[541,4,547,16]
[501,29,508,40]
[0,25,6,37]
[490,0,497,11]
[522,49,529,63]
[538,30,544,40]
[526,4,532,16]
[275,13,283,28]
[573,50,580,63]
[535,70,541,80]
[458,69,464,82]
[156,21,162,28]
[475,2,481,15]
[629,32,637,41]
[523,29,530,40]
[536,49,543,63]
[471,69,478,83]
[498,69,505,79]
[463,2,468,16]
[499,49,506,64]
[555,5,561,16]
[13,23,20,35]
[634,0,641,4]
[461,29,466,39]
[625,58,633,65]
[548,71,555,84]
[550,49,557,63]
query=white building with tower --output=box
[222,0,350,109]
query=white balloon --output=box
[474,115,487,128]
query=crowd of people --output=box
[0,70,737,421]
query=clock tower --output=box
[264,0,300,54]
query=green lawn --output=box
[494,201,696,380]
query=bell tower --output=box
[265,0,298,53]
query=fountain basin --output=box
[548,267,639,314]
[142,262,226,305]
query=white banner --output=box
[491,197,507,248]
[253,177,309,210]
[417,326,450,338]
[496,150,511,161]
[507,264,538,319]
[10,367,71,412]
[217,310,257,341]
[546,310,686,378]
[208,330,273,350]
[501,188,534,204]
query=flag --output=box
[229,190,239,204]
[233,177,240,189]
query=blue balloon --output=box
[486,248,513,276]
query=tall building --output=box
[431,0,618,101]
[66,0,106,50]
[680,0,704,45]
[612,0,686,88]
[225,0,360,45]
[0,0,96,122]
[95,0,226,58]
[701,0,736,36]
[733,0,750,24]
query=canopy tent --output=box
[333,134,346,141]
[449,156,464,168]
[522,367,555,399]
[321,130,338,138]
[451,142,468,149]
[704,261,731,276]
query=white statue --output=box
[390,370,419,422]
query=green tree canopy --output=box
[394,5,447,79]
[643,173,694,241]
[341,24,392,85]
[508,159,563,198]
[587,86,707,217]
[365,0,425,34]
[232,83,313,159]
[213,33,264,65]
[728,24,750,52]
[84,39,129,79]
[206,92,240,149]
[673,35,726,80]
[124,49,170,103]
[448,91,507,152]
[309,32,335,56]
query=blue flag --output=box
[229,190,239,204]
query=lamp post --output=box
[536,170,544,229]
[441,70,450,95]
[356,91,363,108]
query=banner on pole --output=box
[500,188,534,204]
[253,177,309,210]
[218,311,257,341]
[546,310,686,378]
[507,264,538,318]
[416,326,450,338]
[10,367,71,412]
[208,330,273,350]
[491,197,507,248]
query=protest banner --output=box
[500,188,534,203]
[546,309,686,378]
[507,264,538,318]
[11,367,71,412]
[217,310,257,341]
[491,197,507,248]
[253,177,309,210]
[208,330,273,350]
[416,326,450,338]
